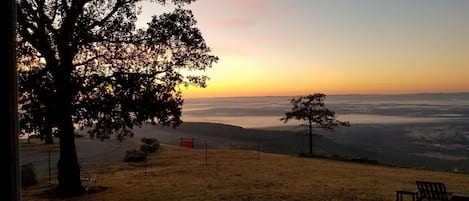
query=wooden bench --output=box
[416,181,453,201]
[396,189,418,201]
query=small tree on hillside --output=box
[281,93,349,155]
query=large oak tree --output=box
[17,0,217,195]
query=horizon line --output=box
[184,91,469,99]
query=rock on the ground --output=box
[124,149,146,162]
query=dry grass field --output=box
[22,144,469,201]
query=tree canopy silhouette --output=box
[17,0,217,196]
[281,93,349,156]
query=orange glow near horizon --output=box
[181,56,469,98]
[141,1,469,98]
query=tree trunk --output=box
[54,62,83,196]
[55,95,83,195]
[56,120,83,195]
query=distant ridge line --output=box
[186,92,469,99]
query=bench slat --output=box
[416,181,451,201]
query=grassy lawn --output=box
[22,144,469,201]
[20,140,60,152]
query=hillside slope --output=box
[130,122,369,158]
[23,144,469,201]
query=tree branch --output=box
[84,0,133,31]
[73,54,107,67]
[37,0,59,37]
[17,2,57,68]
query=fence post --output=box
[257,140,260,160]
[205,140,208,166]
[48,151,51,187]
[144,152,147,175]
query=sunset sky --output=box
[139,0,469,98]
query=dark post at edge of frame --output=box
[3,0,20,200]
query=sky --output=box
[139,0,469,98]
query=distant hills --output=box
[131,121,469,173]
